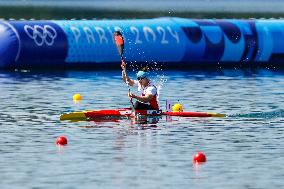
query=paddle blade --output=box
[114,31,124,56]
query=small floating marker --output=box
[56,136,68,146]
[172,103,183,112]
[193,152,206,163]
[73,93,82,101]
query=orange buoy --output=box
[56,136,68,145]
[193,152,206,163]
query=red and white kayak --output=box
[60,108,225,121]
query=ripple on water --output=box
[0,70,284,188]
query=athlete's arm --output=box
[128,92,153,103]
[129,85,157,102]
[121,60,135,86]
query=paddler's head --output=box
[136,70,149,86]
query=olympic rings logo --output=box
[24,25,57,46]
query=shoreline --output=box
[0,3,284,20]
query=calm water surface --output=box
[0,69,284,189]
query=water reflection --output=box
[74,115,162,127]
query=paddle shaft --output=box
[114,31,135,110]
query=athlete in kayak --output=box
[121,61,159,110]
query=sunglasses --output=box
[137,76,146,81]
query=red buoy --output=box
[56,136,68,145]
[193,152,206,163]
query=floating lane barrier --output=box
[1,17,284,69]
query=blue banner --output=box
[9,21,68,65]
[1,18,284,68]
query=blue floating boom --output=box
[0,17,284,68]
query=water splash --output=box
[149,62,167,102]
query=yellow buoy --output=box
[172,103,183,112]
[73,93,82,101]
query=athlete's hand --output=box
[121,60,126,71]
[128,92,135,99]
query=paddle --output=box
[114,31,135,110]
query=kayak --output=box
[60,108,225,121]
